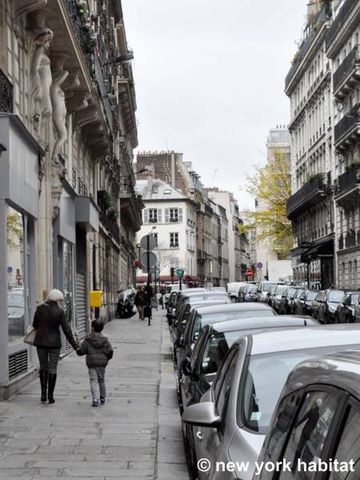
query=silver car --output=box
[182,325,360,480]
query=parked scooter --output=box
[116,289,136,318]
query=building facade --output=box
[135,179,197,283]
[0,0,141,398]
[326,0,360,289]
[286,0,335,289]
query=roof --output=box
[249,324,360,355]
[135,179,188,201]
[211,316,317,332]
[284,350,360,399]
[194,302,274,315]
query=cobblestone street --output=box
[0,309,188,480]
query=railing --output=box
[0,69,13,113]
[333,45,360,93]
[94,57,114,133]
[336,166,360,197]
[326,0,358,49]
[285,7,328,89]
[334,104,360,146]
[287,174,326,219]
[346,230,356,248]
[99,209,120,244]
[63,0,93,72]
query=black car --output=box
[336,292,359,323]
[271,285,289,313]
[295,289,319,316]
[277,286,303,314]
[314,289,347,324]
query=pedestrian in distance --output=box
[32,289,79,404]
[134,286,146,320]
[144,303,152,326]
[76,319,113,407]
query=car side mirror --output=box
[182,401,221,428]
[180,358,192,376]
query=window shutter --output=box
[165,208,169,223]
[143,209,149,224]
[157,209,162,223]
[178,208,183,222]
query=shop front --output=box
[0,114,43,399]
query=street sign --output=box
[7,266,12,274]
[140,234,156,251]
[176,268,185,278]
[140,251,157,271]
[256,262,263,270]
[246,268,254,278]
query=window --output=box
[149,208,158,223]
[165,208,183,223]
[278,390,340,479]
[214,347,239,417]
[170,232,179,248]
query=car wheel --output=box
[182,423,198,480]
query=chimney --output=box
[170,151,176,188]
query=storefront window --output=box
[7,206,25,343]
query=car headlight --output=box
[328,305,337,313]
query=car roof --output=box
[189,300,230,309]
[246,324,360,355]
[210,316,318,333]
[194,302,274,314]
[284,350,360,399]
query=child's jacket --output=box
[77,332,113,368]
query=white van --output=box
[226,282,247,302]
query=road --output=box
[0,308,189,480]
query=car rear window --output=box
[328,291,345,302]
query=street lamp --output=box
[101,52,134,66]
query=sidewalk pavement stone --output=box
[0,309,189,480]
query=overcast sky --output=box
[122,0,307,210]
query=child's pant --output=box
[88,367,106,400]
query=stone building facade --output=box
[0,0,141,398]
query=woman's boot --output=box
[39,370,48,403]
[47,373,57,404]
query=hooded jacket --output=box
[32,300,78,350]
[77,332,113,368]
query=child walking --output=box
[77,319,113,406]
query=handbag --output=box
[23,325,36,345]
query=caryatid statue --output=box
[50,68,69,165]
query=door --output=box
[75,272,87,340]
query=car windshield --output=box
[262,283,276,292]
[241,346,348,434]
[286,288,296,297]
[306,291,318,301]
[192,309,276,342]
[248,286,257,293]
[8,294,24,308]
[328,290,345,303]
[349,294,359,305]
[275,286,287,296]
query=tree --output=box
[242,151,293,259]
[7,211,23,249]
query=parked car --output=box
[314,289,347,323]
[255,349,360,480]
[295,289,318,316]
[276,286,302,314]
[226,282,247,303]
[271,284,289,313]
[243,284,259,302]
[335,291,359,323]
[182,325,360,480]
[266,284,278,307]
[257,281,278,303]
[8,291,25,336]
[180,315,318,476]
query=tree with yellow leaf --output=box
[242,151,293,259]
[7,211,23,249]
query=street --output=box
[0,309,189,480]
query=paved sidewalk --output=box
[0,309,189,480]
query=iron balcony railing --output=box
[334,104,360,147]
[336,166,360,198]
[333,45,360,93]
[285,7,328,89]
[326,0,358,49]
[0,69,13,113]
[287,174,327,219]
[63,0,93,72]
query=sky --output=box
[122,0,307,211]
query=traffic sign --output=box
[176,268,185,278]
[7,266,13,274]
[140,251,157,271]
[140,234,157,251]
[246,268,254,277]
[256,262,263,270]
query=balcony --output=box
[338,230,359,251]
[333,45,360,97]
[0,69,13,113]
[119,184,143,231]
[287,174,327,220]
[335,166,360,205]
[285,7,329,91]
[326,0,359,52]
[334,104,360,148]
[75,196,99,232]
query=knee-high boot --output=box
[47,373,57,404]
[39,370,48,403]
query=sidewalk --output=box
[0,309,189,480]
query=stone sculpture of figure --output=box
[50,69,69,165]
[30,28,53,132]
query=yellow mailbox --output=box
[89,290,103,308]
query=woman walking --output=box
[32,289,79,404]
[134,286,146,320]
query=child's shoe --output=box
[92,399,99,407]
[100,397,105,405]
